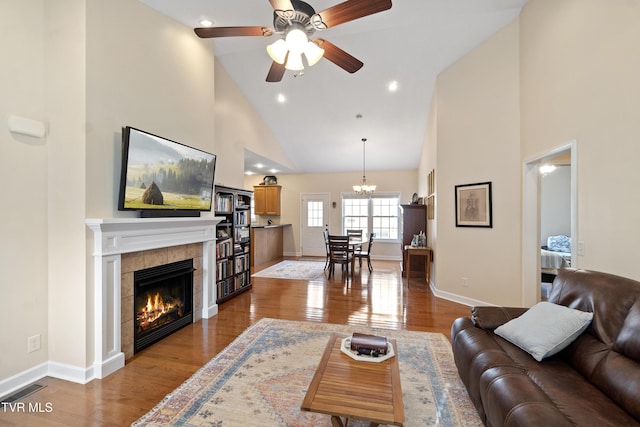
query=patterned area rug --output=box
[253,260,326,280]
[132,318,481,427]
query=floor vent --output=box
[0,383,46,403]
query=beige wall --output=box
[1,0,222,386]
[423,19,522,306]
[46,0,88,372]
[214,61,294,189]
[0,0,49,381]
[520,0,640,279]
[421,0,640,307]
[245,170,418,260]
[80,0,217,374]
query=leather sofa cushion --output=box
[549,269,640,420]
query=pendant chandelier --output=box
[353,138,376,195]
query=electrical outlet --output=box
[577,241,585,256]
[461,277,469,287]
[27,334,41,353]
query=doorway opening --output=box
[522,141,577,306]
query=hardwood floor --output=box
[0,259,471,427]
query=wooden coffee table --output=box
[301,333,405,427]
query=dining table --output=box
[347,235,367,272]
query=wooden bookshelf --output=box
[214,185,253,303]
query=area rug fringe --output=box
[132,318,481,427]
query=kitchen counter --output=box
[251,224,291,266]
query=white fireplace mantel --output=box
[86,216,222,379]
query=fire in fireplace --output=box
[134,259,194,352]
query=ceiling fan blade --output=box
[194,26,273,38]
[315,39,363,73]
[314,0,392,29]
[266,61,286,82]
[269,0,294,12]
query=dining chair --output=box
[346,229,363,238]
[323,229,330,271]
[346,229,363,251]
[327,235,354,279]
[355,233,375,272]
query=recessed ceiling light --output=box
[388,80,399,92]
[245,171,255,176]
[255,163,264,169]
[199,19,213,27]
[270,169,278,174]
[277,93,286,103]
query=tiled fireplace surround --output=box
[86,217,221,379]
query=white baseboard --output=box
[0,359,102,398]
[48,361,94,384]
[430,282,495,307]
[0,362,48,399]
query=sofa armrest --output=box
[471,306,528,330]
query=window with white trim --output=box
[342,193,400,240]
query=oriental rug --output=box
[253,260,326,280]
[132,318,481,427]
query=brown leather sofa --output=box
[451,268,640,426]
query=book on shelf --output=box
[216,238,233,259]
[216,258,234,281]
[215,194,233,212]
[235,210,249,225]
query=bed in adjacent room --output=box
[541,235,572,299]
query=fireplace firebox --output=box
[134,259,194,353]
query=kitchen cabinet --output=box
[253,185,281,215]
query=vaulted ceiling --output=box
[139,0,527,175]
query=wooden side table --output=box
[404,245,432,284]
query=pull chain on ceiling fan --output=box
[194,0,392,82]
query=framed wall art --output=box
[427,195,435,220]
[455,182,492,228]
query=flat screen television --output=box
[117,126,216,217]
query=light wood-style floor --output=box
[0,258,471,427]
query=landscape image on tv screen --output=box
[119,127,216,211]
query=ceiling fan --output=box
[194,0,392,82]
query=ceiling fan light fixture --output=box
[267,39,288,64]
[285,52,305,71]
[285,27,308,54]
[304,41,325,66]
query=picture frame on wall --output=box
[427,195,435,219]
[427,169,435,196]
[455,182,492,228]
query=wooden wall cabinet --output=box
[214,185,253,303]
[253,185,281,215]
[400,204,427,277]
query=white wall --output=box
[419,0,640,307]
[428,20,522,306]
[0,0,49,381]
[214,61,294,189]
[541,165,571,245]
[520,0,640,279]
[1,0,222,387]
